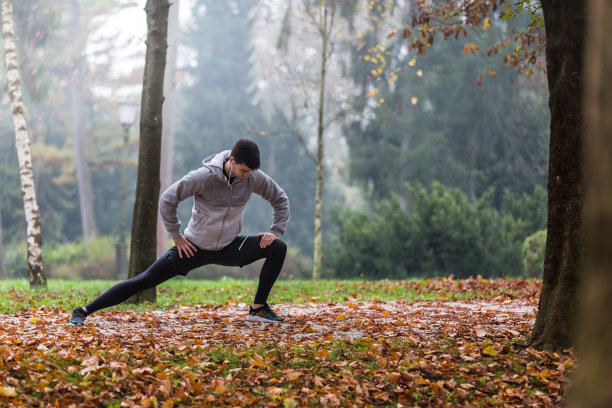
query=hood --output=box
[202,150,231,182]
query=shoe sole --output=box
[246,315,284,323]
[70,319,85,326]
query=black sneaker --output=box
[70,307,88,326]
[247,303,285,323]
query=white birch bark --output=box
[1,0,46,287]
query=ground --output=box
[0,294,571,407]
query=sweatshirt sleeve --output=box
[159,168,209,238]
[253,171,290,237]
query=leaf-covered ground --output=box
[0,278,573,407]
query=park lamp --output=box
[118,99,139,132]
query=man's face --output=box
[230,158,254,180]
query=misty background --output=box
[0,0,549,281]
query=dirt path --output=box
[0,299,537,349]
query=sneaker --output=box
[70,307,88,326]
[247,303,285,323]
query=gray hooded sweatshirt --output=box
[159,150,289,251]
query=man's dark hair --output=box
[231,139,260,169]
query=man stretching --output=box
[70,139,289,325]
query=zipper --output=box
[215,179,233,249]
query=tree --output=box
[1,0,46,287]
[571,0,612,405]
[69,0,96,243]
[156,0,179,257]
[391,0,583,352]
[528,0,584,351]
[307,0,336,280]
[344,4,549,206]
[127,0,168,303]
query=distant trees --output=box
[328,183,545,279]
[1,0,46,287]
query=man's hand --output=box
[174,235,198,258]
[257,232,277,248]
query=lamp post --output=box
[116,100,138,279]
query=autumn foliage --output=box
[0,278,572,407]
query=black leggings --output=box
[85,235,287,314]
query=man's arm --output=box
[253,170,290,239]
[159,168,209,257]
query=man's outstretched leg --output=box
[70,250,184,325]
[235,236,287,322]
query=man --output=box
[70,139,289,325]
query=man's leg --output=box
[70,247,209,325]
[234,236,287,321]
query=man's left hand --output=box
[257,232,277,248]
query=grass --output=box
[0,276,537,314]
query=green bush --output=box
[522,229,546,278]
[327,182,542,279]
[44,235,118,280]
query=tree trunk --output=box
[156,0,179,257]
[128,0,169,303]
[570,0,612,405]
[1,0,46,288]
[70,0,96,244]
[312,1,331,280]
[528,0,585,351]
[0,204,6,279]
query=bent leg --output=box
[237,236,287,304]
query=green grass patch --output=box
[0,277,540,314]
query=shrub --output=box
[522,229,546,278]
[327,182,530,279]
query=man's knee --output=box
[272,239,287,255]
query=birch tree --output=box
[1,0,46,287]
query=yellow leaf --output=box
[482,345,499,356]
[411,97,418,105]
[336,314,346,321]
[285,370,302,382]
[284,398,297,408]
[314,348,329,359]
[417,69,423,77]
[482,17,491,30]
[0,386,17,397]
[408,58,416,67]
[161,400,174,408]
[250,353,265,368]
[488,71,497,78]
[387,372,401,382]
[29,317,37,324]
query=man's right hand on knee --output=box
[174,235,198,258]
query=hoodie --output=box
[159,150,290,251]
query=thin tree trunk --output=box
[157,0,179,257]
[70,0,96,244]
[570,0,612,405]
[1,0,46,288]
[0,204,6,279]
[528,0,585,351]
[312,2,330,280]
[127,0,169,303]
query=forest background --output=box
[0,0,550,282]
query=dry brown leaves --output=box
[0,296,572,407]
